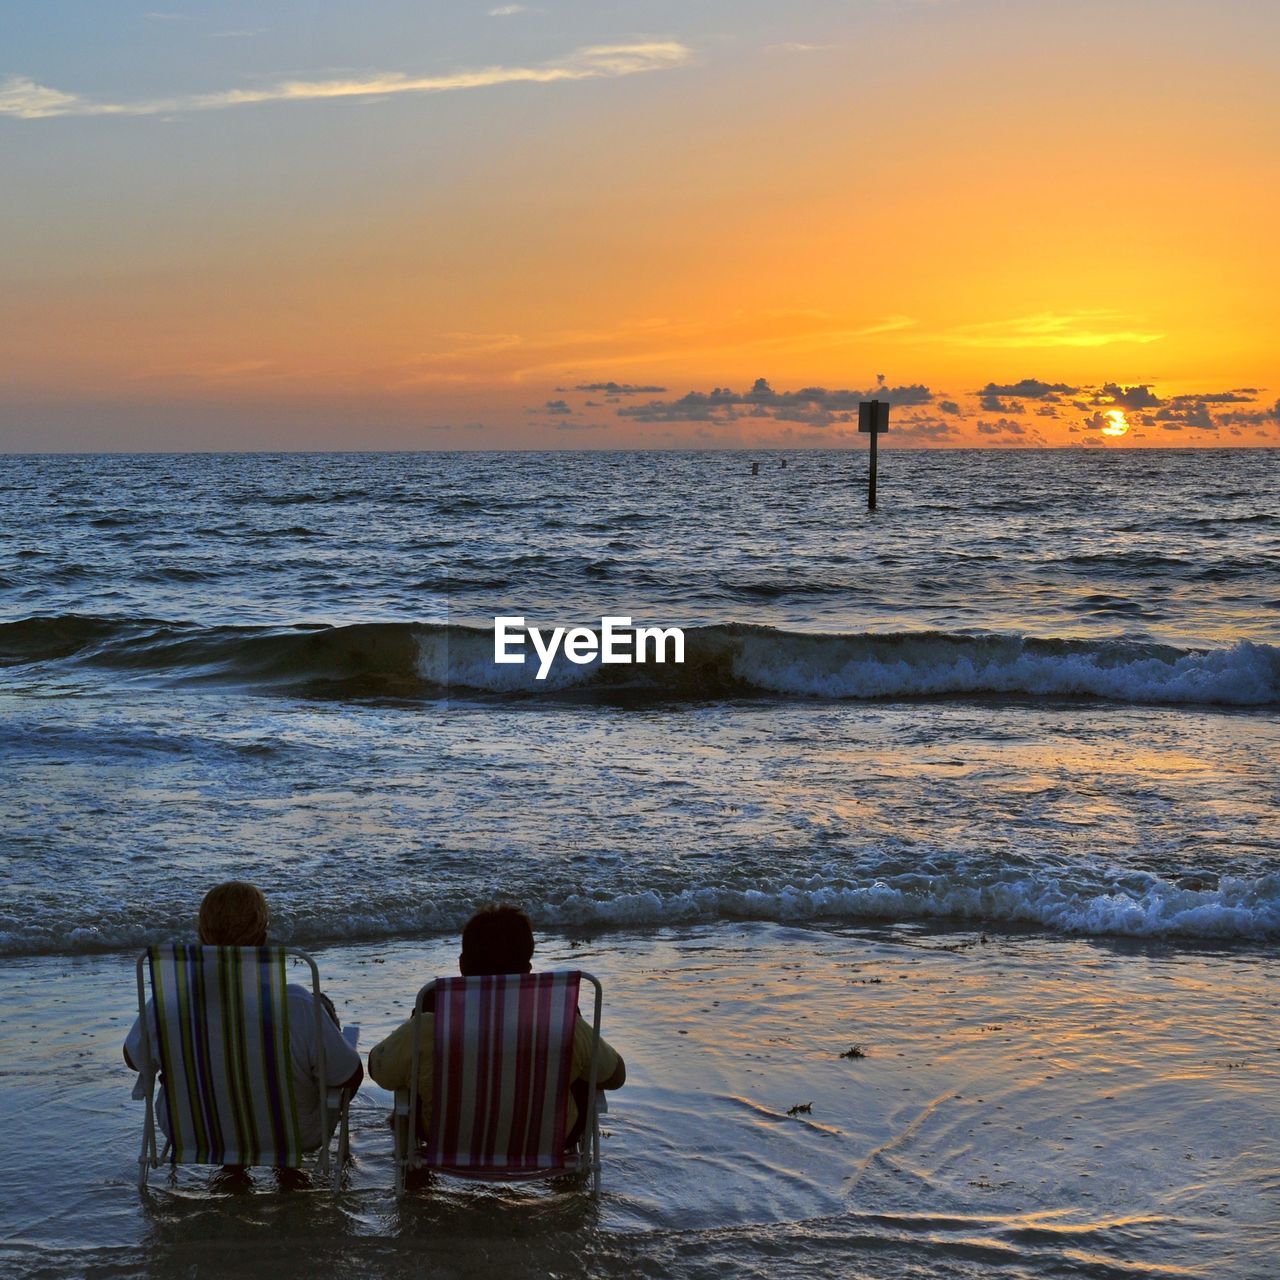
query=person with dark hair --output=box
[369,905,625,1146]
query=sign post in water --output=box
[858,399,890,510]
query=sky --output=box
[2,0,1278,450]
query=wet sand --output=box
[1,921,1276,1279]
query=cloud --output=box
[0,79,80,119]
[890,415,961,443]
[938,400,962,416]
[934,312,1164,349]
[1100,382,1162,409]
[615,376,933,425]
[1153,402,1218,430]
[976,418,1027,436]
[977,378,1077,400]
[1169,390,1256,404]
[768,42,842,53]
[1219,398,1280,428]
[0,42,691,119]
[979,395,1025,413]
[574,381,667,395]
[541,399,572,415]
[488,4,529,14]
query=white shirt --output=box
[125,982,361,1153]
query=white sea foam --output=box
[6,869,1276,957]
[729,632,1280,705]
[416,625,1280,706]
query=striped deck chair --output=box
[133,945,351,1189]
[392,971,605,1196]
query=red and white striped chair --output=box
[391,970,605,1196]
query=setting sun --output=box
[1102,410,1130,437]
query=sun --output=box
[1101,409,1130,437]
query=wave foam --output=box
[4,870,1277,957]
[3,615,1277,706]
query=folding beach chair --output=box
[392,970,606,1197]
[133,944,352,1190]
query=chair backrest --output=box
[424,971,583,1173]
[139,944,313,1168]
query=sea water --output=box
[2,449,1277,954]
[1,448,1277,1278]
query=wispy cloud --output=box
[767,42,842,54]
[0,42,691,120]
[932,311,1164,350]
[488,4,529,15]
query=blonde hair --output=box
[198,881,270,946]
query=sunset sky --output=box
[3,0,1277,450]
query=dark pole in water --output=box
[858,399,890,510]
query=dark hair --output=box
[460,905,535,976]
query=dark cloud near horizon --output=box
[1219,397,1280,427]
[980,395,1025,413]
[890,416,960,442]
[1153,402,1218,430]
[574,381,668,395]
[1100,383,1163,409]
[976,417,1027,436]
[616,377,933,425]
[1169,390,1256,404]
[978,378,1077,400]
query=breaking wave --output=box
[4,868,1277,957]
[2,614,1277,706]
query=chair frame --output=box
[392,970,605,1198]
[133,945,352,1191]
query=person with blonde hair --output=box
[124,881,363,1165]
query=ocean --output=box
[1,447,1277,1278]
[3,448,1277,954]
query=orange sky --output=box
[1,1,1277,449]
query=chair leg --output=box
[333,1096,350,1193]
[137,1125,150,1190]
[393,1107,406,1199]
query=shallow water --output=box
[1,924,1276,1279]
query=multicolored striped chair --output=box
[392,971,605,1196]
[132,945,351,1189]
